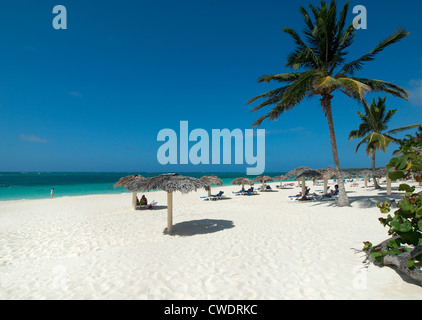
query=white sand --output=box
[1,180,421,300]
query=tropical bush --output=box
[363,132,422,285]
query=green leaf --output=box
[391,219,412,233]
[407,260,414,268]
[418,220,422,231]
[398,183,414,193]
[397,158,409,170]
[412,164,422,171]
[387,238,399,249]
[370,251,384,259]
[389,171,404,180]
[400,231,421,246]
[399,199,414,215]
[387,158,400,169]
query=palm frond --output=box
[387,123,422,135]
[251,70,321,126]
[257,73,302,84]
[339,28,409,75]
[248,86,289,111]
[282,28,322,70]
[352,78,409,100]
[336,77,370,99]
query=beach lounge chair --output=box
[314,186,330,194]
[258,184,272,192]
[244,187,258,195]
[311,189,339,201]
[288,188,310,200]
[232,188,245,196]
[139,200,157,210]
[202,191,226,201]
[277,182,294,188]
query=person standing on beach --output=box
[51,188,54,199]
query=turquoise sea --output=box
[0,172,287,201]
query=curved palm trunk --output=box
[322,95,350,207]
[371,151,381,189]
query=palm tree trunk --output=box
[321,95,350,207]
[372,151,381,189]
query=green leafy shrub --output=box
[363,132,422,272]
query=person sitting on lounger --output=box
[140,195,147,205]
[289,187,310,199]
[331,185,339,196]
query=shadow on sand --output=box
[137,205,168,210]
[348,192,403,209]
[164,219,235,236]
[308,190,404,208]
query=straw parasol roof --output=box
[295,170,322,179]
[340,171,354,178]
[231,177,254,185]
[357,169,373,177]
[273,175,288,181]
[114,174,146,209]
[253,175,273,182]
[374,168,389,177]
[200,175,223,186]
[139,173,205,194]
[200,175,223,196]
[114,174,146,191]
[253,175,274,191]
[317,168,351,179]
[231,177,254,190]
[125,173,206,234]
[285,166,311,178]
[317,167,335,179]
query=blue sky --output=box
[0,0,421,173]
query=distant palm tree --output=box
[248,0,409,206]
[348,96,420,189]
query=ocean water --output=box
[0,172,287,201]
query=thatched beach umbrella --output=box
[273,175,289,187]
[231,177,254,190]
[134,173,206,234]
[317,167,336,194]
[357,169,373,188]
[200,175,223,196]
[253,175,273,190]
[273,175,288,181]
[285,166,311,178]
[374,168,388,178]
[296,169,322,199]
[114,174,146,209]
[285,166,311,187]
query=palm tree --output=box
[349,97,405,188]
[349,98,421,188]
[248,0,409,206]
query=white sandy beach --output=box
[1,180,421,300]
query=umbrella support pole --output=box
[301,176,306,200]
[167,191,173,234]
[132,192,137,210]
[387,176,392,195]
